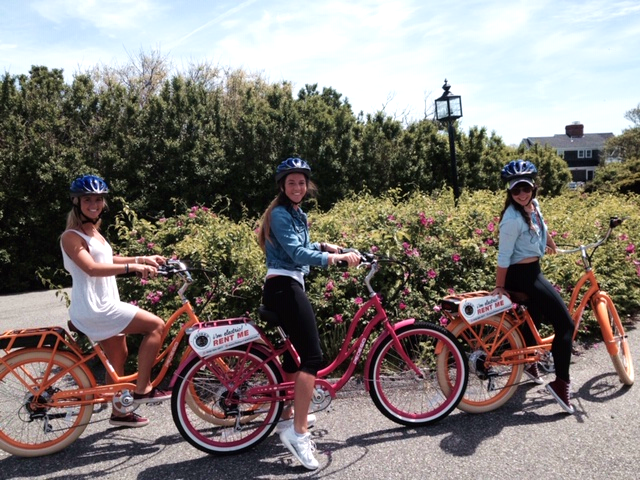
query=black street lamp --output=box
[434,79,463,201]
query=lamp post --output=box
[434,79,463,201]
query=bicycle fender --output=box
[363,319,416,392]
[169,350,200,388]
[169,342,278,389]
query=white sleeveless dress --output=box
[61,229,139,342]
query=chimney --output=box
[565,122,584,138]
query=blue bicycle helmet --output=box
[501,160,537,189]
[275,157,311,183]
[69,175,109,198]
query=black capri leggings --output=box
[262,275,323,376]
[505,261,575,382]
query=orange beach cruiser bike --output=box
[435,216,634,413]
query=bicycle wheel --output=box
[184,356,261,426]
[437,315,524,413]
[0,349,94,457]
[368,322,468,426]
[594,295,634,385]
[171,347,283,455]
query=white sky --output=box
[2,0,639,146]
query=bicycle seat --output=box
[505,290,530,303]
[258,305,282,327]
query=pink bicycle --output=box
[170,250,468,454]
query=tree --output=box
[604,103,640,162]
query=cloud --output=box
[31,0,158,29]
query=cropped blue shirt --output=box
[265,204,329,275]
[497,199,547,268]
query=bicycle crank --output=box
[112,389,138,414]
[309,386,332,413]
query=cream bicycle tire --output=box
[437,315,525,413]
[0,349,94,457]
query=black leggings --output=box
[262,275,323,376]
[505,261,575,382]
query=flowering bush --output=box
[107,188,640,367]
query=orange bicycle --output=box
[435,216,634,413]
[0,260,229,457]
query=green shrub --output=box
[80,189,640,369]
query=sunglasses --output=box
[510,184,533,195]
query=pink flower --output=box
[484,238,494,246]
[475,228,483,235]
[341,272,351,279]
[371,245,379,253]
[487,222,495,232]
[561,232,570,239]
[333,314,344,324]
[550,230,558,237]
[427,269,437,279]
[354,297,363,305]
[626,243,635,254]
[452,254,461,262]
[236,278,244,285]
[325,280,335,292]
[146,290,163,304]
[147,242,155,249]
[387,215,396,221]
[189,213,196,218]
[399,302,406,310]
[619,233,629,241]
[433,305,442,312]
[439,316,449,326]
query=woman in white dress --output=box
[60,175,170,427]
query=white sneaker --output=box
[275,414,316,434]
[279,425,319,470]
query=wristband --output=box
[320,243,327,252]
[496,285,504,289]
[125,264,129,274]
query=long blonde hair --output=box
[64,197,105,231]
[257,178,317,252]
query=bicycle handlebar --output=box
[555,216,624,255]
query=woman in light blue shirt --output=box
[492,160,576,414]
[257,157,360,470]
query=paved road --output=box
[0,291,639,479]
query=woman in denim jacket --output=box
[491,160,575,414]
[257,158,360,470]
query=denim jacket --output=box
[265,204,329,275]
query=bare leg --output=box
[121,310,165,395]
[99,335,128,378]
[293,371,315,434]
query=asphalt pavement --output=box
[0,290,639,479]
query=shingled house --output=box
[520,122,614,182]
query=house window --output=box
[577,150,592,159]
[578,150,584,158]
[586,149,592,158]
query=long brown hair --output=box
[257,177,317,252]
[499,186,538,228]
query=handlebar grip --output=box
[336,260,348,268]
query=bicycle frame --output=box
[178,258,421,405]
[442,217,628,368]
[0,261,203,410]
